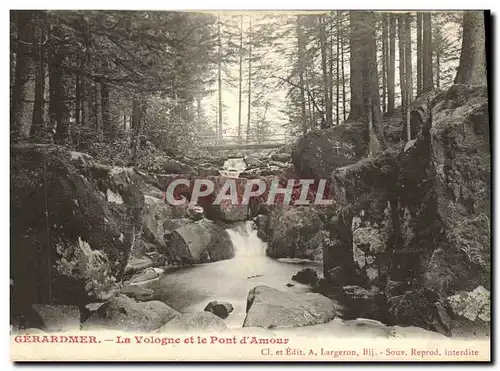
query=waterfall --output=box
[226,221,267,258]
[219,158,247,178]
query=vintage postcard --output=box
[10,9,491,362]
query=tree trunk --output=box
[31,14,46,141]
[129,99,144,165]
[455,11,486,86]
[366,15,386,153]
[11,11,33,142]
[336,11,340,125]
[305,68,313,129]
[397,15,406,122]
[217,15,223,142]
[237,15,243,139]
[246,16,252,142]
[75,77,81,127]
[348,11,366,121]
[49,26,71,144]
[101,81,114,140]
[81,15,91,128]
[95,82,103,142]
[297,16,308,134]
[422,12,434,93]
[382,13,388,114]
[387,13,396,113]
[436,39,441,90]
[404,13,413,140]
[348,11,386,153]
[341,13,346,121]
[416,13,423,96]
[319,16,332,128]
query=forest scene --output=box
[10,9,490,357]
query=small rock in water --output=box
[291,268,319,286]
[286,283,295,287]
[204,301,234,319]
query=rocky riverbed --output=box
[10,85,490,340]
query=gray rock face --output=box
[160,312,228,333]
[142,195,173,250]
[243,285,340,329]
[447,286,490,323]
[82,295,178,332]
[319,86,490,335]
[291,122,367,179]
[11,145,144,309]
[265,206,324,261]
[164,219,234,265]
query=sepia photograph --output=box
[8,7,491,362]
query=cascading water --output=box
[219,158,246,177]
[226,221,267,258]
[150,220,321,328]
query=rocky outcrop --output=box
[11,145,144,313]
[319,85,490,334]
[243,285,341,329]
[160,312,228,333]
[82,295,178,332]
[291,122,367,179]
[163,219,234,265]
[265,206,324,261]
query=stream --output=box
[142,157,451,339]
[147,221,322,329]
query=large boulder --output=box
[160,312,228,333]
[82,295,178,332]
[265,206,324,261]
[291,122,367,179]
[243,285,340,329]
[291,268,319,286]
[163,219,234,265]
[11,145,144,313]
[142,195,174,250]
